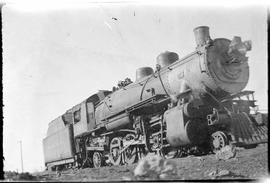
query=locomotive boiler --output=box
[43,26,268,170]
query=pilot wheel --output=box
[211,131,229,152]
[92,151,103,168]
[160,147,179,159]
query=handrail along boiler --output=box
[43,26,268,170]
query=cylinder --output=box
[156,51,179,68]
[136,67,154,81]
[186,119,209,145]
[183,102,201,118]
[165,107,208,147]
[193,26,211,47]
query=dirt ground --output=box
[35,143,268,181]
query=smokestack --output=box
[193,26,211,47]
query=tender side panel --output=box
[43,124,74,164]
[46,116,65,136]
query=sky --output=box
[2,2,268,173]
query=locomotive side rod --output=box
[118,140,142,154]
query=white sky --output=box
[3,3,268,172]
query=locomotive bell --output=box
[193,26,211,47]
[156,51,179,68]
[136,67,154,81]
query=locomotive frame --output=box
[43,26,268,171]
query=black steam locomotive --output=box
[43,26,268,170]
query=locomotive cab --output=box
[71,90,112,137]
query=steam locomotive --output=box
[43,26,268,170]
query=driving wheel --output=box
[123,134,138,165]
[109,137,123,165]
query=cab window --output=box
[73,109,81,123]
